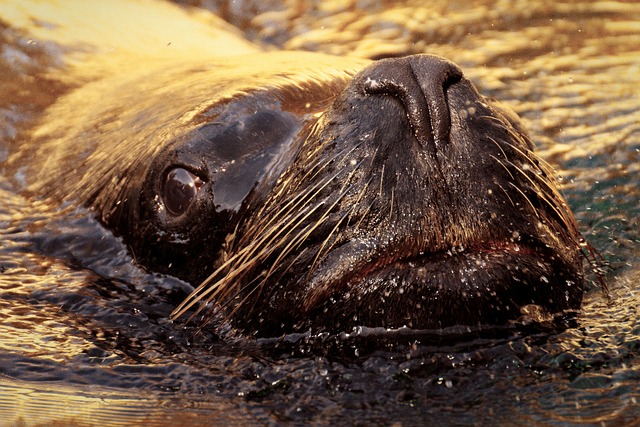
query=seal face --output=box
[167,55,585,336]
[21,47,585,336]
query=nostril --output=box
[410,55,463,147]
[361,55,463,151]
[363,61,433,146]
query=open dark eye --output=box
[163,168,204,216]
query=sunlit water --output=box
[1,0,638,425]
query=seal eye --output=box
[163,168,204,216]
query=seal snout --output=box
[360,54,463,149]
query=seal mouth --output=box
[351,241,536,281]
[300,237,539,312]
[288,233,580,332]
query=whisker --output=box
[486,119,607,292]
[173,140,368,325]
[489,153,516,181]
[264,156,369,289]
[310,171,374,272]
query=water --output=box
[1,0,639,425]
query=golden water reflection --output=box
[1,378,250,427]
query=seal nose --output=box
[360,55,463,149]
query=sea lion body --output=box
[5,0,585,336]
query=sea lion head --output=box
[26,51,585,336]
[165,55,586,336]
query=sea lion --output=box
[5,1,588,337]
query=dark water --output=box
[1,0,639,425]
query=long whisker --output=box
[173,139,368,324]
[486,120,607,291]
